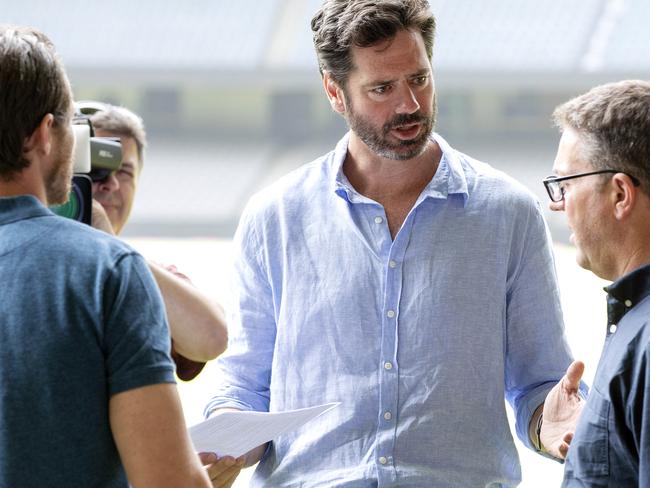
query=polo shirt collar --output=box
[604,262,650,332]
[0,195,50,226]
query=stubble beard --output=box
[345,96,437,161]
[45,133,73,205]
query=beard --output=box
[345,94,437,161]
[45,129,74,205]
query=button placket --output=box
[376,230,409,482]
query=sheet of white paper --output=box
[189,402,340,457]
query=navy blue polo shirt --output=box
[563,263,650,487]
[0,195,175,487]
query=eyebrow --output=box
[363,68,431,88]
[120,161,137,170]
[550,165,567,177]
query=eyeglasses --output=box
[542,169,641,202]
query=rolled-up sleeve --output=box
[504,199,586,448]
[204,202,276,416]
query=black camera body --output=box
[50,102,122,224]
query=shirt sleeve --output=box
[204,203,276,416]
[103,253,176,396]
[504,199,585,449]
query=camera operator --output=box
[87,104,228,381]
[0,25,214,487]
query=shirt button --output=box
[374,216,383,224]
[389,260,397,268]
[625,299,633,307]
[379,456,388,465]
[609,324,617,333]
[384,361,393,370]
[387,310,395,318]
[384,411,392,421]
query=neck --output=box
[613,246,650,281]
[0,169,47,205]
[600,216,650,281]
[344,134,441,201]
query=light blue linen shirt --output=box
[206,133,575,487]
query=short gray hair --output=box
[553,80,650,190]
[90,105,147,166]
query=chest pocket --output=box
[564,387,610,483]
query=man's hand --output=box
[199,453,245,488]
[91,199,115,235]
[540,360,585,459]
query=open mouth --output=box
[391,123,421,140]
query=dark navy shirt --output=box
[563,263,650,487]
[0,196,175,487]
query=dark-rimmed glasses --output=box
[543,170,640,202]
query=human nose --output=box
[96,172,120,193]
[549,199,564,212]
[396,84,420,114]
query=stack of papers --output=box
[189,402,340,457]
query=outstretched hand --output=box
[540,360,585,459]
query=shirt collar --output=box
[0,195,51,226]
[330,131,469,204]
[604,262,650,330]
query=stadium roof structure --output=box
[3,0,649,89]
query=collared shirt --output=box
[563,263,650,487]
[206,133,575,487]
[0,195,174,487]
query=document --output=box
[189,402,340,457]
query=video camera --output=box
[49,101,122,224]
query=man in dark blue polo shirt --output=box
[545,79,650,486]
[0,25,212,487]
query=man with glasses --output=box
[545,79,650,486]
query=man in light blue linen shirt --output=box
[204,1,586,486]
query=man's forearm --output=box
[111,384,212,487]
[148,262,228,361]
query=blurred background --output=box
[4,0,649,485]
[4,0,650,242]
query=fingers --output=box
[558,441,569,458]
[198,451,218,466]
[556,432,574,459]
[90,200,115,234]
[200,454,245,488]
[564,360,585,391]
[212,462,244,488]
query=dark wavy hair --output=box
[311,0,436,85]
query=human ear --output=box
[611,173,637,221]
[323,71,346,114]
[23,113,54,157]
